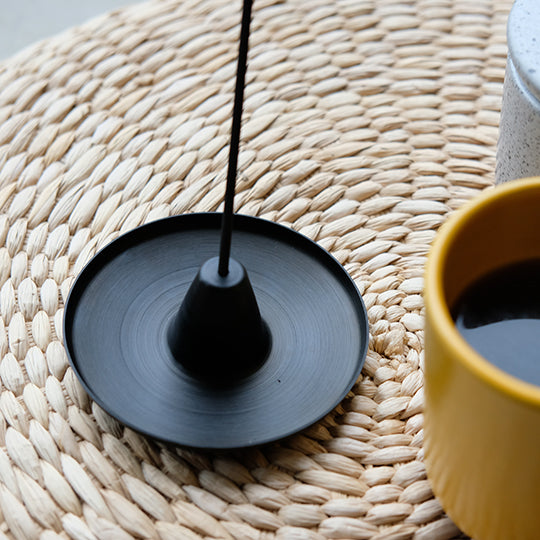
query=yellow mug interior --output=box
[426,176,540,404]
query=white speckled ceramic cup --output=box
[496,0,540,183]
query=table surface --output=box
[0,0,133,60]
[0,0,512,538]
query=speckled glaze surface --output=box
[497,0,540,182]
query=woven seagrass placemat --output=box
[0,0,511,538]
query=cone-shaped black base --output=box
[168,257,270,381]
[63,214,369,449]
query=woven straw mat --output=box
[0,0,511,538]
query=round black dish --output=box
[63,213,369,449]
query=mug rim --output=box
[424,176,540,407]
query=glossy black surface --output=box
[453,258,540,386]
[64,213,369,448]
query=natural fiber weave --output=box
[0,0,511,538]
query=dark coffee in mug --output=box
[452,258,540,386]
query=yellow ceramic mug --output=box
[424,177,540,540]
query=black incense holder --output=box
[63,0,369,449]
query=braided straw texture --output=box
[0,0,511,538]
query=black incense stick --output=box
[218,0,253,277]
